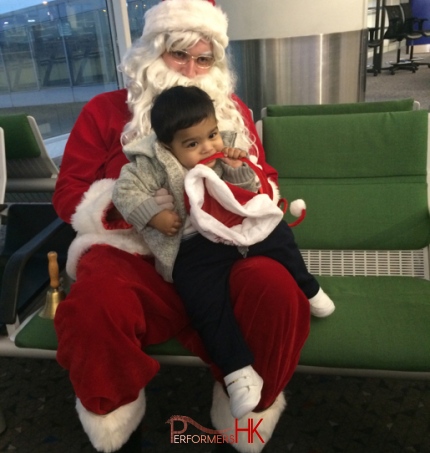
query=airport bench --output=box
[261,107,430,379]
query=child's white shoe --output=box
[308,288,335,317]
[224,365,263,419]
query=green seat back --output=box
[263,110,430,250]
[266,98,415,117]
[0,114,41,159]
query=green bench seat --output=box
[13,312,198,361]
[262,109,430,378]
[14,274,430,378]
[301,276,430,376]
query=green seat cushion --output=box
[0,114,41,159]
[15,313,58,350]
[266,98,415,117]
[299,276,430,372]
[15,276,430,375]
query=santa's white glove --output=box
[154,188,174,211]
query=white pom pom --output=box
[290,199,306,217]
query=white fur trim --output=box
[210,382,286,453]
[185,164,283,246]
[66,231,151,280]
[66,179,151,279]
[142,0,229,48]
[290,199,306,218]
[76,388,146,453]
[72,179,124,235]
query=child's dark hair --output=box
[151,86,216,144]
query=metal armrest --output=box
[6,178,57,192]
[0,217,68,324]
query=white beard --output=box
[124,59,253,153]
[146,59,231,102]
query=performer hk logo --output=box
[166,415,264,445]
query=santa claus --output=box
[53,1,310,452]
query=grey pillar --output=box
[218,0,368,119]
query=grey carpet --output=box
[366,50,430,110]
[1,359,429,453]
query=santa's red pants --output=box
[55,244,310,415]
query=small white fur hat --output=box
[141,0,229,48]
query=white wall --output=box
[217,0,368,41]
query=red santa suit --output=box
[53,5,310,451]
[53,88,310,452]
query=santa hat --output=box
[142,0,229,49]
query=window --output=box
[0,0,165,147]
[126,0,158,41]
[0,0,121,140]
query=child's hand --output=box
[220,147,247,168]
[148,210,182,236]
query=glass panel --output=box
[0,0,168,143]
[0,49,9,93]
[0,0,119,140]
[126,0,159,41]
[1,24,38,92]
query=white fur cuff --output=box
[71,179,120,235]
[66,178,151,279]
[76,388,146,453]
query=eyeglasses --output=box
[168,50,215,69]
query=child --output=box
[113,86,335,419]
